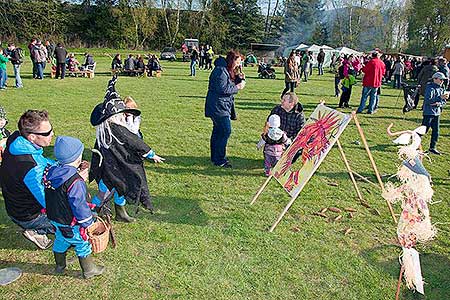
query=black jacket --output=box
[54,46,67,64]
[9,48,22,65]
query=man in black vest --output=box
[0,110,55,249]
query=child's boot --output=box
[78,255,104,279]
[54,251,67,274]
[140,199,155,214]
[114,203,135,223]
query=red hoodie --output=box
[362,57,386,88]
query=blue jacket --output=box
[45,164,94,228]
[205,57,238,118]
[423,82,446,116]
[0,131,55,221]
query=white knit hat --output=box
[268,114,280,128]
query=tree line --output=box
[0,0,448,56]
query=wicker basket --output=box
[87,216,110,253]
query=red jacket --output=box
[362,57,385,88]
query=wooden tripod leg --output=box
[269,195,297,232]
[336,139,363,201]
[250,175,273,205]
[351,170,379,188]
[395,265,405,300]
[352,112,397,223]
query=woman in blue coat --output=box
[205,50,245,168]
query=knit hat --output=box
[54,136,84,165]
[268,114,280,128]
[432,72,447,80]
[90,75,141,126]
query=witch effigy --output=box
[89,75,165,222]
[383,123,437,295]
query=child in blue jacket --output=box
[43,136,104,279]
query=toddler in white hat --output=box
[257,114,290,176]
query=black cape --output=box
[89,123,151,204]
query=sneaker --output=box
[219,161,232,168]
[22,230,53,250]
[428,148,441,155]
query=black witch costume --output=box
[89,75,156,217]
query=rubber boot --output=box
[54,251,67,274]
[140,199,154,214]
[114,203,135,223]
[78,255,104,279]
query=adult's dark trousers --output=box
[281,81,296,97]
[393,74,402,88]
[210,116,231,166]
[387,70,392,81]
[422,115,440,150]
[334,77,340,96]
[55,63,66,79]
[31,58,37,78]
[10,213,55,235]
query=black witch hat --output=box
[90,75,141,126]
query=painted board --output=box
[272,104,351,198]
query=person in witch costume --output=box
[89,75,165,222]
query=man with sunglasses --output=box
[0,110,56,249]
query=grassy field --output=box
[0,50,449,300]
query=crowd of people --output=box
[270,48,449,177]
[0,39,97,87]
[183,44,214,76]
[111,53,162,77]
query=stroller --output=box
[258,63,276,79]
[401,83,421,114]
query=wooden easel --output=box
[251,112,397,232]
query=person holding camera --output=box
[205,50,245,168]
[422,72,449,155]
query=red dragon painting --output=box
[274,110,343,192]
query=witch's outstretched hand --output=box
[152,154,165,163]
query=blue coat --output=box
[423,82,446,116]
[205,57,238,118]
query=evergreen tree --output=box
[219,0,264,50]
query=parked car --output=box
[160,47,176,61]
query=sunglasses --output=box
[29,126,53,137]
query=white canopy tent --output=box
[296,44,335,67]
[335,46,362,57]
[283,43,336,67]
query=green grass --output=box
[0,53,449,300]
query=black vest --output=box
[45,173,83,226]
[0,132,43,221]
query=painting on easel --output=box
[272,104,351,199]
